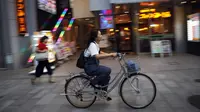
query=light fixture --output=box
[181,1,187,4]
[116,6,120,9]
[150,24,159,27]
[191,1,196,3]
[138,27,148,31]
[124,27,129,31]
[124,11,129,14]
[85,18,90,21]
[110,29,114,32]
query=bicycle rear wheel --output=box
[65,75,96,108]
[119,73,156,109]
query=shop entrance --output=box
[116,23,133,52]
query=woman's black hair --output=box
[40,36,49,43]
[87,29,98,48]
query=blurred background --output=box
[0,0,200,70]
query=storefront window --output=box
[150,18,163,34]
[139,19,149,36]
[115,14,131,24]
[138,2,173,36]
[114,4,130,14]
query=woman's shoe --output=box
[48,76,55,83]
[31,78,37,85]
[106,97,112,101]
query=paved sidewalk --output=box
[0,54,200,112]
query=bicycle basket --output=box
[126,60,140,72]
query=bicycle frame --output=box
[106,54,138,93]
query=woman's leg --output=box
[44,60,55,83]
[95,65,111,91]
[32,61,45,84]
[45,60,53,75]
[35,61,45,77]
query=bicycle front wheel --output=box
[120,73,156,109]
[65,75,96,108]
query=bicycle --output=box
[63,53,157,109]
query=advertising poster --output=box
[100,16,114,29]
[150,41,162,54]
[187,13,200,42]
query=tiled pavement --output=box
[0,54,200,112]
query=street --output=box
[0,54,200,112]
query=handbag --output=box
[76,51,85,69]
[35,52,48,61]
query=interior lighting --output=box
[138,27,148,31]
[116,6,120,9]
[110,29,114,32]
[181,1,187,4]
[150,24,159,27]
[124,27,129,31]
[191,1,196,3]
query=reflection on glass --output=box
[139,19,149,36]
[150,18,163,34]
[115,14,131,24]
[114,4,130,14]
[117,26,132,51]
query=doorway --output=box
[116,23,133,52]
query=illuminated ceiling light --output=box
[115,30,119,32]
[110,29,114,32]
[124,27,129,30]
[150,24,159,27]
[138,27,148,31]
[124,11,129,13]
[191,1,196,3]
[181,1,187,4]
[116,6,120,9]
[85,18,90,21]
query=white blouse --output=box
[84,42,100,57]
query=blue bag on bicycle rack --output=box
[126,60,140,72]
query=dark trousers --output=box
[35,60,52,77]
[86,65,111,91]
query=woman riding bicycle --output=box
[84,29,117,101]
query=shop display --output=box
[187,13,200,42]
[38,0,57,14]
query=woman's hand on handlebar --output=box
[110,53,117,57]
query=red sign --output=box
[16,0,27,35]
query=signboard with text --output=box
[16,0,27,35]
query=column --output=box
[0,0,16,69]
[174,6,187,53]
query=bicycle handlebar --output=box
[117,53,126,60]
